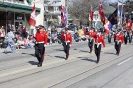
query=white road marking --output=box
[117,57,132,65]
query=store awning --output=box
[0,1,40,14]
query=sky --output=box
[109,0,126,3]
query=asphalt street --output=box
[0,39,133,88]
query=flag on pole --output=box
[118,1,124,27]
[29,3,36,26]
[89,4,93,21]
[61,5,67,27]
[117,9,121,25]
[109,24,113,31]
[104,19,110,34]
[108,9,118,25]
[99,0,105,26]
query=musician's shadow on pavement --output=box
[54,49,64,51]
[21,53,36,57]
[79,50,89,53]
[104,52,116,55]
[28,61,38,65]
[78,57,96,63]
[74,49,89,53]
[55,56,66,60]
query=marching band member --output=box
[94,30,105,63]
[35,25,48,67]
[125,19,132,44]
[61,28,72,60]
[87,27,96,53]
[114,29,124,56]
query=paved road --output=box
[0,39,133,88]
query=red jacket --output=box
[87,31,96,38]
[35,30,48,45]
[126,20,132,31]
[114,33,124,44]
[95,34,105,47]
[61,32,72,45]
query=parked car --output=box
[68,24,78,31]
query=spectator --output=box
[4,29,15,54]
[23,38,33,48]
[23,26,28,38]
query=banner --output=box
[108,9,118,25]
[28,3,36,26]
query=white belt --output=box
[95,42,102,48]
[65,41,70,43]
[65,41,70,45]
[116,40,121,45]
[36,41,44,44]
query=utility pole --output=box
[65,0,69,26]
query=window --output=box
[56,6,59,11]
[54,7,56,12]
[54,6,59,12]
[18,0,24,1]
[44,6,48,11]
[48,6,53,11]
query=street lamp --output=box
[65,0,69,26]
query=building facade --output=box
[0,0,44,34]
[43,0,69,28]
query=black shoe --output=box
[65,58,68,60]
[65,55,68,60]
[37,62,40,67]
[89,49,92,53]
[37,63,42,67]
[38,64,42,67]
[40,62,42,66]
[116,52,119,56]
[37,64,41,67]
[96,60,99,63]
[96,57,100,63]
[4,51,7,54]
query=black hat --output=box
[38,25,44,28]
[65,27,68,31]
[117,29,121,32]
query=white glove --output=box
[44,44,47,47]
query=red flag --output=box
[89,5,93,21]
[29,3,36,26]
[99,1,105,25]
[61,5,67,27]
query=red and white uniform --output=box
[35,30,48,45]
[114,32,124,44]
[126,20,132,31]
[87,30,96,39]
[61,32,72,45]
[95,34,105,47]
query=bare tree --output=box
[68,0,110,25]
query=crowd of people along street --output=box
[0,25,35,54]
